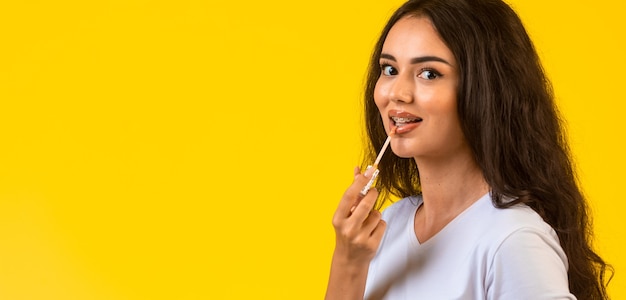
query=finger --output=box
[346,170,376,201]
[371,219,387,240]
[358,166,379,197]
[362,209,382,233]
[363,165,376,177]
[349,166,379,213]
[349,166,365,213]
[336,172,376,216]
[350,188,379,221]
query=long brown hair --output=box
[363,0,612,298]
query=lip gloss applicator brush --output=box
[359,127,396,196]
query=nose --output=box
[388,74,414,104]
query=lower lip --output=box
[394,122,420,134]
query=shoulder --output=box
[436,194,563,262]
[473,198,573,298]
[484,226,572,298]
[380,195,421,221]
[376,196,420,243]
[473,198,564,262]
[474,196,557,241]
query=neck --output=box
[413,150,489,240]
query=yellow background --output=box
[0,0,623,299]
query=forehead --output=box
[382,16,455,64]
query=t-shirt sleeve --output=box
[486,227,576,300]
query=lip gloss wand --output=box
[359,128,396,197]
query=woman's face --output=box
[374,16,466,160]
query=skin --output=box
[325,16,489,300]
[374,16,489,244]
[325,166,385,300]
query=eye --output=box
[381,65,398,76]
[418,69,441,80]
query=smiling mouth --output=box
[391,116,422,127]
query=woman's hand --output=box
[325,167,387,300]
[332,166,387,264]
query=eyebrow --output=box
[380,53,452,66]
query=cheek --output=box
[425,89,457,116]
[437,96,463,136]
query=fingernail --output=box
[363,165,374,177]
[359,169,379,196]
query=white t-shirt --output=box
[364,193,575,299]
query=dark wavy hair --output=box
[362,0,613,298]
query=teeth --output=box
[391,116,419,123]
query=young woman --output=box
[325,0,612,299]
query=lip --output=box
[388,109,422,134]
[389,110,421,119]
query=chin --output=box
[390,142,420,159]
